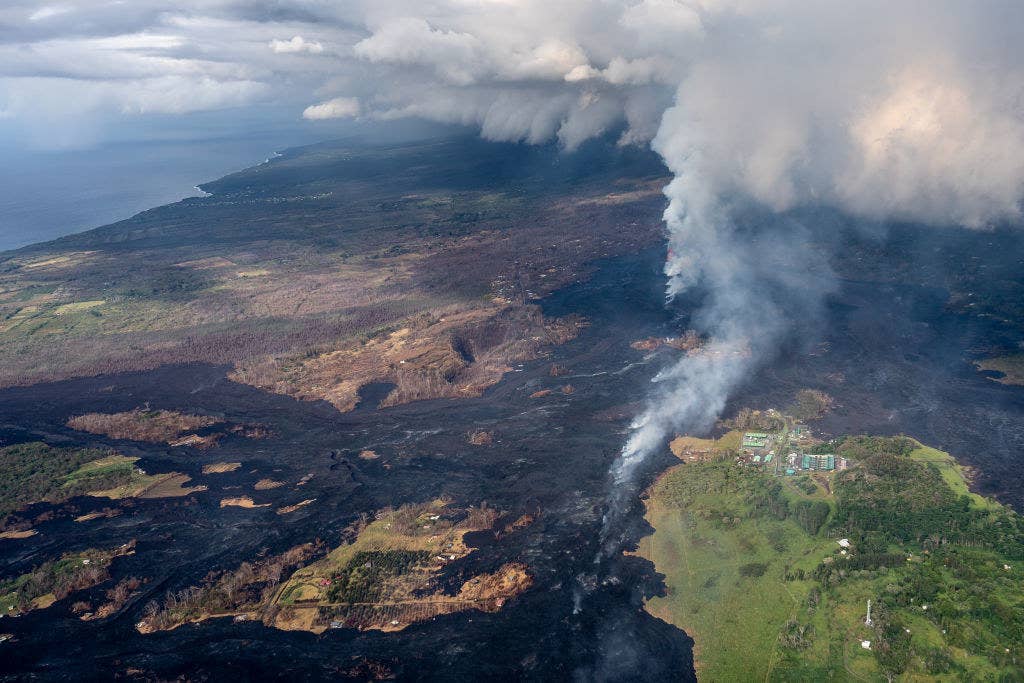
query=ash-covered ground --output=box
[0,247,695,681]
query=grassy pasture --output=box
[640,437,1024,681]
[640,462,833,681]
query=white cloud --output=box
[28,5,70,22]
[354,17,484,85]
[89,33,185,50]
[303,96,360,120]
[270,35,323,54]
[840,66,1024,227]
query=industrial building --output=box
[800,454,835,471]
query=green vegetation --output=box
[140,543,321,632]
[831,451,1022,555]
[640,461,835,681]
[641,435,1024,681]
[0,442,200,528]
[140,500,528,635]
[810,434,916,459]
[61,455,145,498]
[0,542,135,617]
[908,442,1000,511]
[0,442,133,521]
[324,550,432,603]
[275,500,485,615]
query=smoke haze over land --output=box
[5,0,1024,555]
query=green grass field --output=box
[907,442,1000,511]
[640,438,1024,681]
[640,462,834,681]
[0,443,132,519]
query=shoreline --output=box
[0,138,300,255]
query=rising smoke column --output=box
[595,133,823,557]
[580,0,1024,556]
[596,176,768,556]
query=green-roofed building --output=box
[799,454,836,471]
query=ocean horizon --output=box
[0,133,314,252]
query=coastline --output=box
[0,137,301,254]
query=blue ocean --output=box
[0,134,313,252]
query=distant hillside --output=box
[0,136,669,411]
